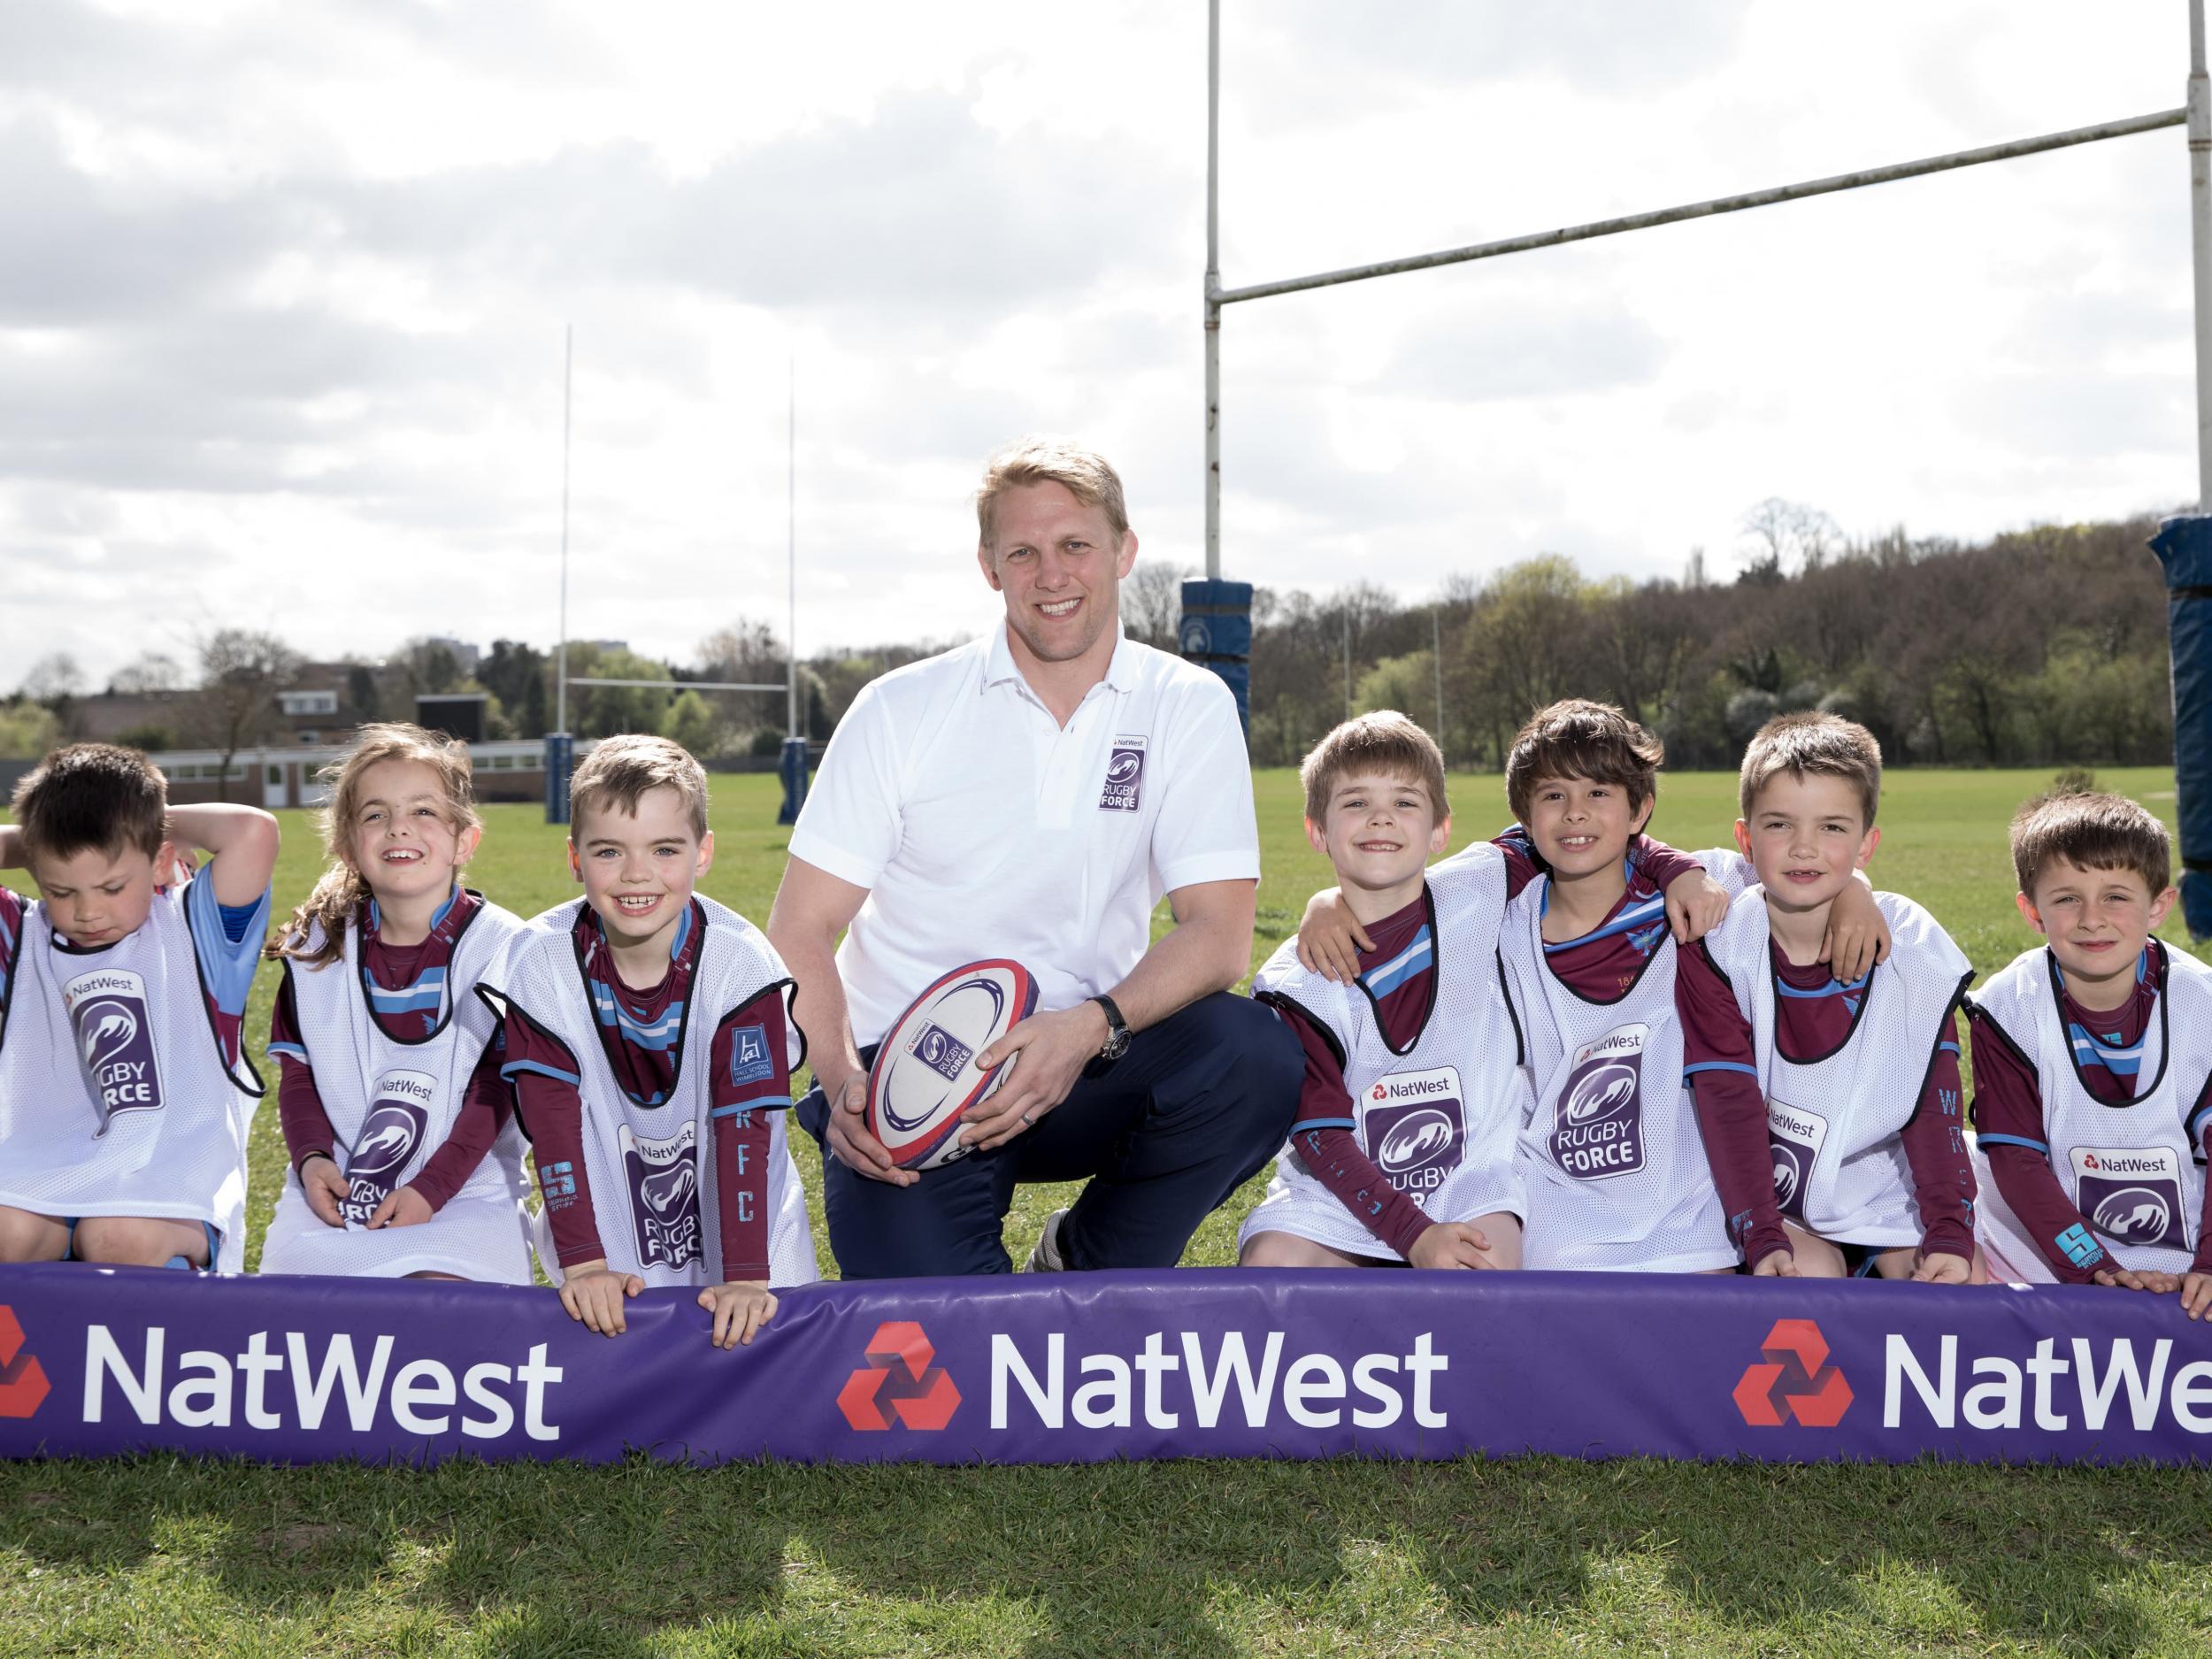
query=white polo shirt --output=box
[789,621,1261,1047]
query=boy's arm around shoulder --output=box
[169,803,280,909]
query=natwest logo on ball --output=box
[0,1306,50,1419]
[837,1321,962,1432]
[1733,1317,1853,1428]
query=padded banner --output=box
[1,1266,2210,1467]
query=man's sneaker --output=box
[1025,1208,1070,1272]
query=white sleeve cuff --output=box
[1157,852,1262,895]
[786,828,884,892]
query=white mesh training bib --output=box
[259,895,535,1283]
[1970,942,2211,1280]
[0,883,260,1271]
[1503,852,1746,1273]
[1702,888,1973,1248]
[1240,849,1532,1261]
[486,896,818,1291]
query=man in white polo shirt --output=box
[767,438,1301,1278]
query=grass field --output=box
[4,765,2212,1657]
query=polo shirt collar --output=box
[983,618,1140,695]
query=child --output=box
[1967,790,2212,1317]
[486,734,817,1348]
[0,743,278,1271]
[1686,714,1982,1281]
[1240,713,1530,1271]
[259,725,534,1283]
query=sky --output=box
[0,0,2198,690]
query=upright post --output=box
[548,325,574,826]
[2193,0,2212,507]
[1203,0,1221,582]
[1432,604,1446,753]
[779,352,810,826]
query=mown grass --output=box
[3,764,2208,1658]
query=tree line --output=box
[2,506,2177,774]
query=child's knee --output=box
[0,1206,69,1263]
[73,1216,209,1269]
[1240,1230,1348,1269]
[1471,1211,1523,1271]
[1783,1224,1848,1278]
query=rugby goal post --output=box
[546,336,810,826]
[1194,0,2212,934]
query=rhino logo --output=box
[641,1159,697,1217]
[1565,1064,1638,1125]
[1379,1109,1455,1173]
[2093,1187,2172,1245]
[78,1002,138,1070]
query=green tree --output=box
[660,689,717,758]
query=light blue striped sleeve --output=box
[184,878,272,1019]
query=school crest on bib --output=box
[621,1121,702,1271]
[1098,736,1147,811]
[63,967,164,1129]
[339,1069,435,1227]
[1360,1066,1465,1207]
[2070,1147,2188,1250]
[1551,1022,1647,1180]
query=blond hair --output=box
[12,742,168,864]
[1504,699,1663,826]
[1301,711,1448,824]
[1738,712,1882,826]
[2009,788,2172,899]
[272,724,481,965]
[569,733,710,841]
[974,436,1130,547]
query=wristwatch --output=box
[1089,994,1132,1062]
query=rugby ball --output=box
[866,959,1039,1169]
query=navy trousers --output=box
[796,990,1302,1278]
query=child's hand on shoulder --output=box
[560,1261,645,1336]
[1662,868,1731,945]
[2182,1272,2212,1320]
[300,1156,349,1228]
[1910,1249,1972,1285]
[367,1186,433,1230]
[1294,888,1370,984]
[1408,1222,1494,1270]
[1819,879,1891,983]
[699,1280,779,1348]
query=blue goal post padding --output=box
[2152,516,2212,938]
[1181,579,1253,733]
[2,1265,2210,1468]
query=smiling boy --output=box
[1684,715,1981,1281]
[1240,713,1529,1271]
[0,743,278,1271]
[1967,790,2212,1316]
[486,735,817,1347]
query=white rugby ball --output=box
[866,959,1039,1170]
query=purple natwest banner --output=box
[2,1264,2211,1465]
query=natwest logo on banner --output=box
[1733,1317,1853,1427]
[838,1321,961,1432]
[0,1306,50,1419]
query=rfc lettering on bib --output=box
[1099,736,1147,812]
[1767,1098,1829,1220]
[1551,1023,1647,1180]
[340,1070,434,1227]
[620,1121,702,1271]
[2070,1147,2190,1251]
[63,967,164,1130]
[1359,1066,1465,1207]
